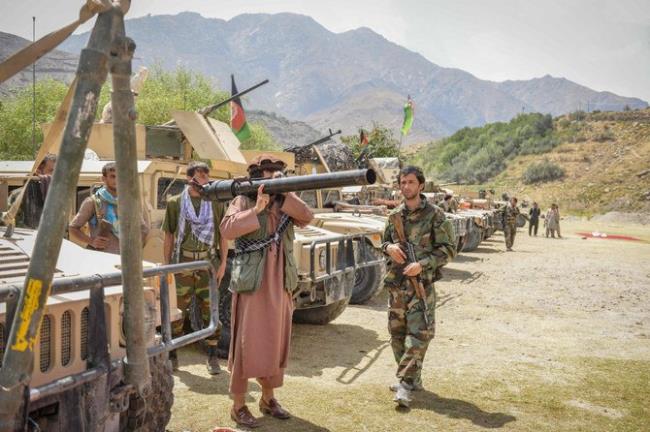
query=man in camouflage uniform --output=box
[163,161,228,374]
[382,166,457,407]
[502,196,521,251]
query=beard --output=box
[402,190,419,200]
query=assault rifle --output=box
[389,213,431,328]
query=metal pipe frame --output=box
[307,233,385,283]
[0,8,117,430]
[0,261,218,404]
[109,8,150,395]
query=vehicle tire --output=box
[292,297,350,325]
[350,244,385,305]
[457,235,466,252]
[120,353,174,432]
[462,227,482,252]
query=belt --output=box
[181,250,212,260]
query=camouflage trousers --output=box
[504,223,517,249]
[387,278,436,386]
[173,255,220,346]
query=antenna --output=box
[32,16,36,155]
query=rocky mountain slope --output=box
[57,12,647,141]
[0,31,78,96]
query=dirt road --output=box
[168,220,650,432]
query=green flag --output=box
[400,98,414,136]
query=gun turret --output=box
[200,169,376,201]
[302,128,342,147]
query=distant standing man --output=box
[69,162,149,254]
[162,161,228,374]
[545,204,561,238]
[502,196,521,251]
[528,202,541,236]
[220,155,313,429]
[382,166,457,408]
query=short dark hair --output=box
[102,162,116,176]
[187,161,210,178]
[37,153,57,170]
[511,197,518,203]
[398,165,425,185]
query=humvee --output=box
[3,113,375,347]
[0,226,218,431]
[291,151,387,304]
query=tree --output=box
[341,123,400,161]
[0,79,69,159]
[0,66,279,159]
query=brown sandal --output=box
[259,398,291,420]
[230,405,259,428]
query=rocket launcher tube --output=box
[199,168,377,201]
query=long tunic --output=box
[546,209,560,230]
[220,193,313,392]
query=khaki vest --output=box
[229,205,298,294]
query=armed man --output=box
[220,155,313,429]
[502,196,522,251]
[382,165,457,408]
[162,161,228,374]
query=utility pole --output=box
[32,16,36,155]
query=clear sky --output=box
[2,0,648,102]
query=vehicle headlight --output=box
[318,249,327,271]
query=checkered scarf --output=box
[173,187,214,262]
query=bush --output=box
[0,66,280,159]
[522,159,565,184]
[593,130,615,142]
[414,112,560,183]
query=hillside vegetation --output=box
[418,109,650,215]
[0,66,279,160]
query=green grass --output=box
[169,354,650,431]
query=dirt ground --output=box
[167,219,650,432]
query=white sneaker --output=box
[393,382,413,408]
[389,381,423,392]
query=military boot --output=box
[393,382,413,408]
[169,349,179,371]
[206,345,221,375]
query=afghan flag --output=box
[359,129,369,147]
[230,74,252,142]
[400,97,414,136]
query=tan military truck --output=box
[291,151,387,304]
[0,226,218,431]
[4,114,373,346]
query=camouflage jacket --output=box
[502,203,521,226]
[382,196,457,286]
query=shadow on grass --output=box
[244,414,331,431]
[401,391,517,428]
[288,323,387,380]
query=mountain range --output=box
[2,12,647,142]
[0,31,77,96]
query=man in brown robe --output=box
[220,155,313,429]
